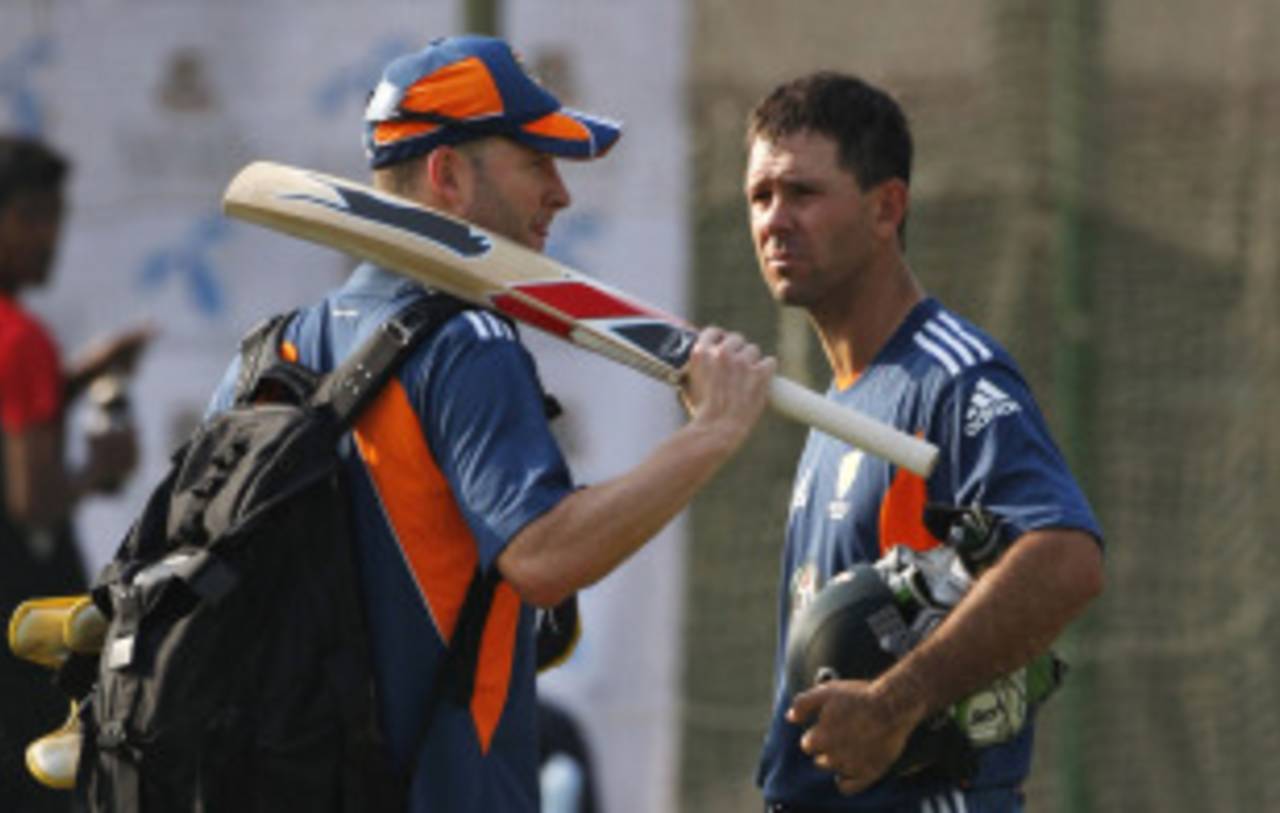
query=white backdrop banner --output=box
[2,3,688,813]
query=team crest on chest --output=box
[789,561,819,619]
[827,450,863,521]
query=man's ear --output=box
[425,146,474,211]
[871,178,909,243]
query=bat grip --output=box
[767,376,940,478]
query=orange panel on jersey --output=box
[878,465,941,555]
[835,371,861,391]
[470,582,520,753]
[353,379,477,641]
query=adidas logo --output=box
[964,378,1021,436]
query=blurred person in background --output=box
[743,73,1104,813]
[0,134,151,811]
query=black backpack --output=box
[73,295,500,812]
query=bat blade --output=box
[222,161,939,477]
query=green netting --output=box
[682,2,1280,810]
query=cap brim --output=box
[513,109,621,160]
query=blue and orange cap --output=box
[363,35,622,169]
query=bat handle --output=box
[767,376,940,478]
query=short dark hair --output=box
[0,135,70,209]
[746,72,912,191]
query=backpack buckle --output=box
[382,316,415,347]
[97,720,128,750]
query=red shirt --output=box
[0,294,63,432]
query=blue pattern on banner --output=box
[313,36,416,116]
[0,37,54,136]
[138,214,233,317]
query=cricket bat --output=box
[222,161,939,477]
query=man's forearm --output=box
[499,327,774,608]
[4,423,81,528]
[878,529,1104,718]
[498,417,747,607]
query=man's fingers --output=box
[695,326,725,350]
[809,747,831,768]
[719,331,746,354]
[786,684,830,724]
[694,327,754,357]
[677,325,774,444]
[726,334,765,365]
[688,327,776,378]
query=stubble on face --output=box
[458,139,567,253]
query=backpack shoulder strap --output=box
[314,293,470,427]
[233,311,304,405]
[310,292,495,769]
[327,562,500,784]
[403,565,501,767]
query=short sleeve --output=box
[933,363,1102,546]
[0,317,63,432]
[411,313,575,569]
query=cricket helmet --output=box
[783,564,976,781]
[784,565,902,698]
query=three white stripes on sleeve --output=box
[912,312,992,376]
[464,311,516,342]
[920,789,970,813]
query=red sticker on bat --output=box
[509,281,671,322]
[490,294,574,337]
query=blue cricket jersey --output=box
[209,264,574,812]
[758,298,1102,809]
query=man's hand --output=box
[787,678,928,795]
[498,327,774,608]
[83,424,139,494]
[65,323,156,398]
[678,327,774,450]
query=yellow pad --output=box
[7,595,107,669]
[536,614,582,675]
[25,701,81,790]
[64,595,108,654]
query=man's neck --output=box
[810,260,925,385]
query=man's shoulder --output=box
[899,301,1012,380]
[0,295,54,351]
[397,305,524,380]
[326,267,518,355]
[0,297,59,387]
[856,300,1036,436]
